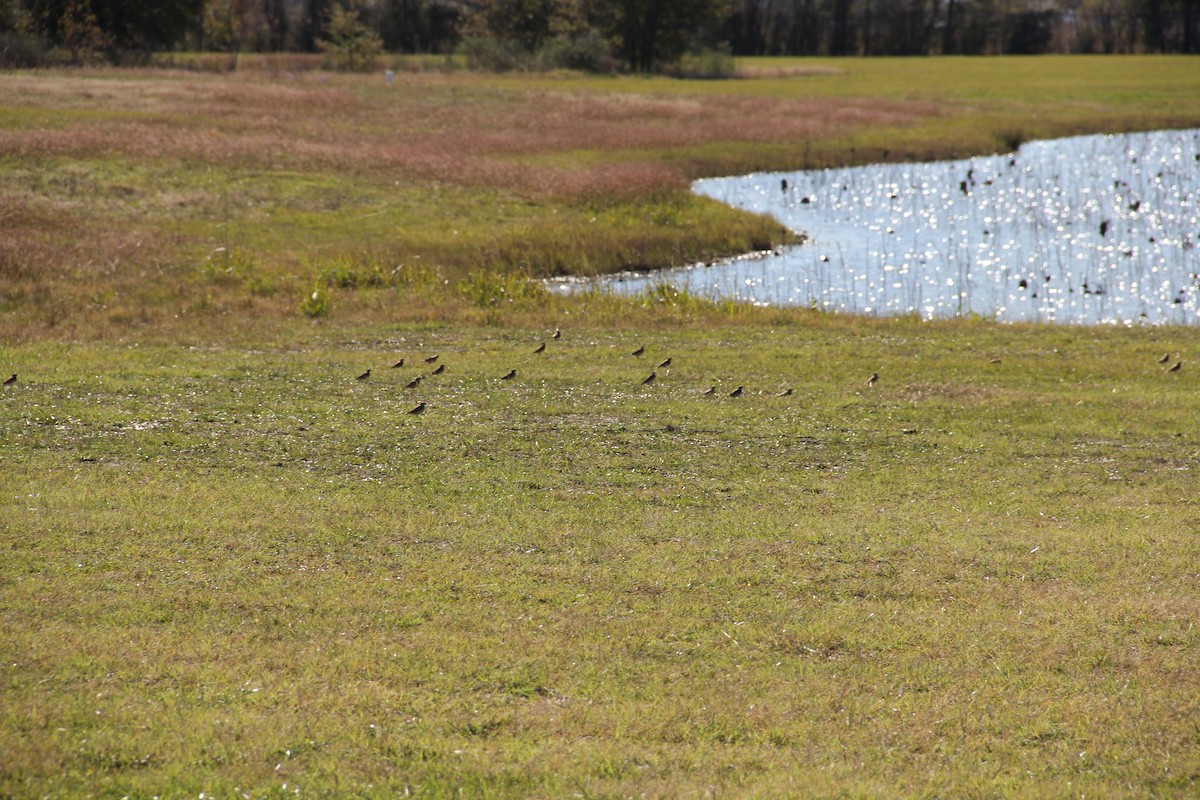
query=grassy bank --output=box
[3,56,1200,337]
[2,313,1199,797]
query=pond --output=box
[553,128,1200,325]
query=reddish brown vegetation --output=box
[0,71,939,197]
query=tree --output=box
[318,0,384,69]
[25,0,202,56]
[468,0,582,51]
[591,0,726,70]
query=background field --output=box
[2,57,1200,798]
[3,55,1200,338]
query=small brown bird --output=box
[424,354,439,364]
[552,329,561,339]
[2,373,14,386]
[1167,361,1182,372]
[430,364,445,375]
[533,342,546,354]
[356,369,371,381]
[406,376,422,389]
[631,345,645,357]
[408,402,426,415]
[729,386,743,397]
[657,357,672,368]
[1157,353,1171,364]
[391,359,405,369]
[501,369,516,380]
[777,388,793,397]
[866,372,879,387]
[702,386,716,396]
[642,372,657,385]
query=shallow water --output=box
[554,129,1200,325]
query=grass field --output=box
[3,55,1200,338]
[2,57,1200,797]
[3,317,1199,797]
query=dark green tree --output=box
[26,0,202,55]
[591,0,726,70]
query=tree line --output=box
[2,0,1197,70]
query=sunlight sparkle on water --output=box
[556,129,1200,325]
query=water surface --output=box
[555,129,1200,324]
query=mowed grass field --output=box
[3,318,1200,798]
[2,57,1200,797]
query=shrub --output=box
[0,31,51,67]
[671,44,735,79]
[461,29,618,73]
[300,284,331,318]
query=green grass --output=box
[2,313,1199,797]
[3,56,1200,796]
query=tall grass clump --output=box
[299,283,331,317]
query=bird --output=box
[391,359,404,368]
[501,369,516,380]
[424,354,439,364]
[642,372,657,385]
[702,386,716,396]
[657,357,672,368]
[356,369,371,381]
[777,388,793,397]
[533,342,546,354]
[407,402,426,415]
[552,328,561,339]
[430,364,445,375]
[1167,361,1182,372]
[729,386,743,397]
[2,374,14,386]
[1099,220,1109,237]
[866,372,879,387]
[406,376,422,389]
[1157,353,1171,364]
[631,345,645,357]
[781,178,788,193]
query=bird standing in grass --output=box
[501,369,516,380]
[356,369,371,381]
[777,388,793,397]
[1157,353,1171,364]
[729,386,743,397]
[391,359,405,368]
[642,372,657,385]
[552,329,561,339]
[406,376,422,389]
[408,402,426,415]
[430,364,445,375]
[702,386,716,396]
[657,357,672,368]
[533,342,546,354]
[424,354,439,364]
[631,345,645,357]
[2,374,15,386]
[866,372,879,387]
[1167,361,1182,372]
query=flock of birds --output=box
[0,344,1183,411]
[344,328,884,417]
